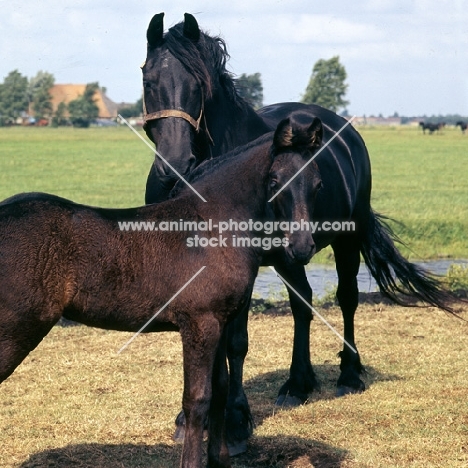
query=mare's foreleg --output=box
[332,239,365,396]
[274,262,320,406]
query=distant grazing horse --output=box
[0,116,323,468]
[456,121,467,134]
[142,13,457,453]
[419,121,444,134]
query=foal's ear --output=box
[184,13,200,42]
[306,117,323,150]
[273,117,293,149]
[273,116,323,152]
[147,13,164,48]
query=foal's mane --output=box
[163,21,245,107]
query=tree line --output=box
[0,56,350,127]
[235,56,348,112]
[0,70,104,127]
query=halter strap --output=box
[142,89,214,146]
[143,108,202,131]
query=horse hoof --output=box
[173,425,185,443]
[275,394,304,407]
[336,385,364,397]
[228,439,248,457]
[173,425,208,443]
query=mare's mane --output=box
[162,21,245,108]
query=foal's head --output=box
[268,113,323,264]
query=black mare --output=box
[0,116,323,468]
[456,121,467,133]
[419,121,444,134]
[142,13,456,454]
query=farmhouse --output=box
[352,116,402,126]
[49,84,119,119]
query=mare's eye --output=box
[270,179,278,190]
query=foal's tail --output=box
[360,210,458,314]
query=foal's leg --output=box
[274,261,320,406]
[0,310,59,383]
[207,329,230,467]
[224,298,254,456]
[332,239,365,396]
[179,317,228,468]
[175,299,253,458]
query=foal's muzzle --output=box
[285,233,316,265]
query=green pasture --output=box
[0,125,467,260]
[0,126,149,208]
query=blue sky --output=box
[1,0,468,116]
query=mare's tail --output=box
[360,210,457,314]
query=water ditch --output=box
[253,259,468,299]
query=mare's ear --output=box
[273,117,293,149]
[147,13,164,48]
[307,117,323,150]
[184,13,200,42]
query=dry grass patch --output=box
[1,301,467,467]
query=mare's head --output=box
[268,114,323,264]
[143,13,239,202]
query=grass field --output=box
[0,125,466,260]
[359,126,468,260]
[0,126,149,208]
[0,125,467,467]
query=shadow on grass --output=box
[245,363,403,401]
[18,443,180,468]
[18,437,349,468]
[234,436,349,467]
[244,364,403,430]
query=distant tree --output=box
[28,71,55,120]
[68,82,100,128]
[51,102,68,127]
[301,56,349,113]
[118,96,143,118]
[236,73,263,109]
[0,70,29,124]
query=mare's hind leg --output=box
[332,238,365,396]
[274,261,320,406]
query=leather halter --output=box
[143,107,203,131]
[142,90,213,145]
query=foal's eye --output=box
[270,179,278,190]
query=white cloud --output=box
[1,0,468,114]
